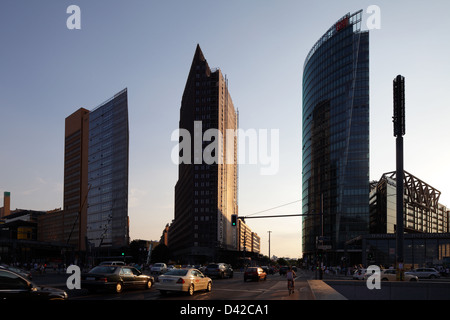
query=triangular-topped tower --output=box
[170,45,243,264]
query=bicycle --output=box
[287,279,294,295]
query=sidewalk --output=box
[298,269,349,300]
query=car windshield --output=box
[89,266,117,274]
[154,263,164,267]
[207,264,219,268]
[164,269,188,276]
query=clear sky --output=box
[1,0,450,259]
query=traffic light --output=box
[231,214,237,226]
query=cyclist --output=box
[286,266,296,292]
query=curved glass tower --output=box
[302,10,369,265]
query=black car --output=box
[204,263,233,279]
[81,265,154,293]
[0,269,68,300]
[0,264,32,280]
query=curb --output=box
[307,280,347,300]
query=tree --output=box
[150,243,170,263]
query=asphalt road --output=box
[64,271,315,300]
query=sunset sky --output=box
[1,0,450,259]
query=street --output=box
[72,271,313,300]
[30,267,450,301]
[32,269,316,300]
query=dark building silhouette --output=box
[169,45,238,264]
[302,11,370,265]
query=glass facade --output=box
[302,11,369,263]
[87,89,129,248]
[364,234,450,269]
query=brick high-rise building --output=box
[64,108,90,251]
[169,45,238,264]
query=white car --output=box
[155,268,212,296]
[151,263,167,274]
[408,268,440,279]
[372,269,418,281]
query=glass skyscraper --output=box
[302,11,369,265]
[87,88,129,249]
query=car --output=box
[0,269,68,300]
[151,263,168,275]
[155,268,212,296]
[408,268,441,279]
[204,263,233,279]
[279,266,289,276]
[81,265,154,293]
[244,267,267,282]
[353,268,367,280]
[99,261,125,266]
[0,264,32,280]
[368,269,418,281]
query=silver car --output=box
[155,268,212,296]
[408,268,440,279]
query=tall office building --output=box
[169,45,238,264]
[64,108,90,251]
[63,89,129,252]
[302,11,369,265]
[87,89,129,249]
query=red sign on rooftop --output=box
[336,16,349,32]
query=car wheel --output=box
[115,282,123,293]
[430,275,436,279]
[381,278,388,281]
[206,281,212,292]
[188,284,194,296]
[146,280,152,289]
